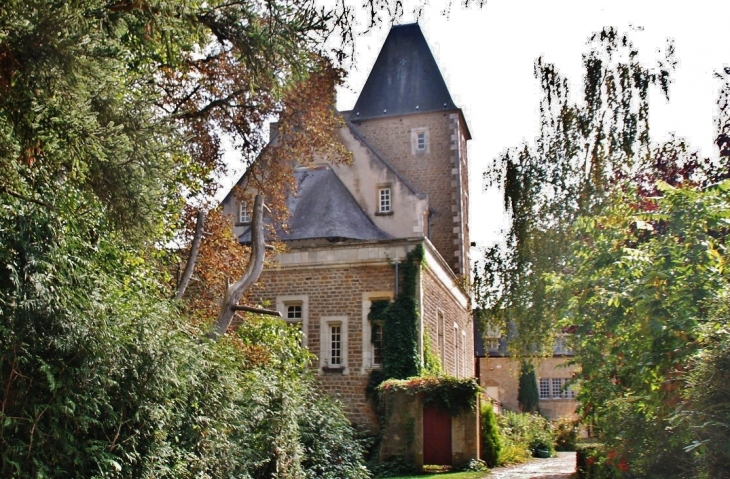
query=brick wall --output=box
[421,264,473,378]
[249,262,393,429]
[244,240,473,430]
[352,111,469,276]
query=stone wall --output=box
[245,240,472,430]
[421,260,473,378]
[478,356,578,420]
[351,111,469,276]
[379,388,479,469]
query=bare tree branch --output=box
[209,194,265,338]
[175,209,206,300]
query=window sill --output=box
[365,365,383,371]
[374,211,393,216]
[322,366,345,374]
[235,222,251,227]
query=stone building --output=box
[220,23,474,430]
[475,325,578,420]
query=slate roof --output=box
[239,167,391,243]
[350,23,457,121]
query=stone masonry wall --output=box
[249,262,394,430]
[352,112,467,276]
[244,241,473,430]
[478,357,577,420]
[421,264,473,378]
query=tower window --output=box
[411,128,429,154]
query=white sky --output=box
[335,0,728,248]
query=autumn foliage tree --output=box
[0,0,372,476]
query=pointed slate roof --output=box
[351,23,456,121]
[239,167,390,243]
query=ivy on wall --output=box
[378,376,481,416]
[368,245,424,381]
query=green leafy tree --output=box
[476,27,730,477]
[517,361,540,414]
[480,401,501,467]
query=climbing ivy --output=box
[378,376,481,416]
[368,245,424,381]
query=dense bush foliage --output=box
[553,417,578,451]
[497,411,556,462]
[0,2,371,476]
[480,402,501,467]
[0,195,369,477]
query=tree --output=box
[0,0,370,476]
[476,28,730,477]
[477,28,681,353]
[517,361,540,414]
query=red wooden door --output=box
[423,405,452,465]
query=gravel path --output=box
[487,452,577,479]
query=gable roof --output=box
[351,23,456,121]
[239,167,391,243]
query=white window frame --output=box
[539,377,576,400]
[417,131,426,151]
[361,292,393,372]
[539,378,551,400]
[378,187,392,213]
[238,202,251,224]
[437,311,445,370]
[411,127,429,154]
[461,330,467,377]
[321,315,348,372]
[454,323,460,377]
[276,295,308,348]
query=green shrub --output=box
[480,401,502,467]
[497,410,556,460]
[497,443,531,466]
[554,417,578,451]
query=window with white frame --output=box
[321,316,347,370]
[461,330,467,377]
[238,202,251,224]
[276,295,308,348]
[330,323,342,366]
[454,323,460,377]
[417,132,426,151]
[437,312,445,370]
[486,323,501,352]
[539,377,576,400]
[362,293,392,371]
[378,187,392,213]
[539,378,551,400]
[411,128,429,154]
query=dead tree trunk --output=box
[209,194,265,338]
[175,209,206,300]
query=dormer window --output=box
[238,203,250,224]
[378,188,391,213]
